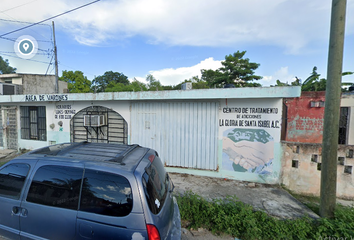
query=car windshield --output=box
[142,156,169,215]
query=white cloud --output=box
[106,185,117,191]
[261,67,296,86]
[120,187,132,195]
[140,57,222,86]
[94,186,106,191]
[2,0,352,53]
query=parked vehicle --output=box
[0,142,181,240]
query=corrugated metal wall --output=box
[131,101,218,170]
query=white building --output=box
[0,87,300,184]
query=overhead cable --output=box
[0,0,101,37]
[0,0,39,14]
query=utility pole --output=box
[52,21,59,94]
[320,0,347,218]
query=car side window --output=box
[142,156,169,215]
[79,169,133,217]
[26,165,83,210]
[0,163,30,199]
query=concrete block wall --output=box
[22,74,67,94]
[281,142,354,200]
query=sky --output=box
[0,0,353,87]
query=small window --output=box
[317,163,322,171]
[20,106,47,141]
[344,166,352,174]
[347,149,353,158]
[338,157,345,166]
[27,166,83,210]
[142,156,169,215]
[293,146,300,153]
[292,160,299,168]
[0,164,30,199]
[79,169,133,217]
[310,101,325,107]
[311,154,318,163]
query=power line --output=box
[45,53,55,75]
[0,18,50,27]
[0,50,50,56]
[0,0,101,37]
[0,15,53,43]
[0,37,53,53]
[0,35,52,43]
[0,0,39,14]
[0,53,51,65]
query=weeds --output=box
[176,191,354,240]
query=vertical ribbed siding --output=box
[131,101,218,170]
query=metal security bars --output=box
[71,106,128,144]
[338,107,349,145]
[20,106,46,141]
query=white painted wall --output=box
[16,101,131,150]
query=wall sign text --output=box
[25,94,68,102]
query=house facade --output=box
[0,87,300,184]
[0,73,68,95]
[281,91,354,199]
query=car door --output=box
[19,161,84,240]
[0,161,32,240]
[76,166,147,240]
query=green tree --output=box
[59,70,92,93]
[201,69,224,87]
[146,74,163,91]
[0,56,16,74]
[105,78,148,92]
[92,71,129,92]
[301,66,324,91]
[178,76,209,89]
[201,51,262,87]
[131,78,148,91]
[274,67,353,91]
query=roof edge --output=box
[0,86,301,103]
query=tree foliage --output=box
[183,76,209,89]
[274,67,353,92]
[92,71,129,92]
[300,67,326,91]
[201,51,262,87]
[0,56,16,74]
[106,78,148,92]
[201,69,224,87]
[146,74,163,91]
[59,70,92,93]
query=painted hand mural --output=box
[223,137,274,169]
[222,129,274,174]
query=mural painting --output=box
[220,99,282,174]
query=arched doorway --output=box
[70,105,128,144]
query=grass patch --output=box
[0,161,8,167]
[177,191,354,240]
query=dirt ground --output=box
[169,172,315,240]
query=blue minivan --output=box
[0,142,181,240]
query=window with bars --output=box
[20,106,47,141]
[338,107,349,145]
